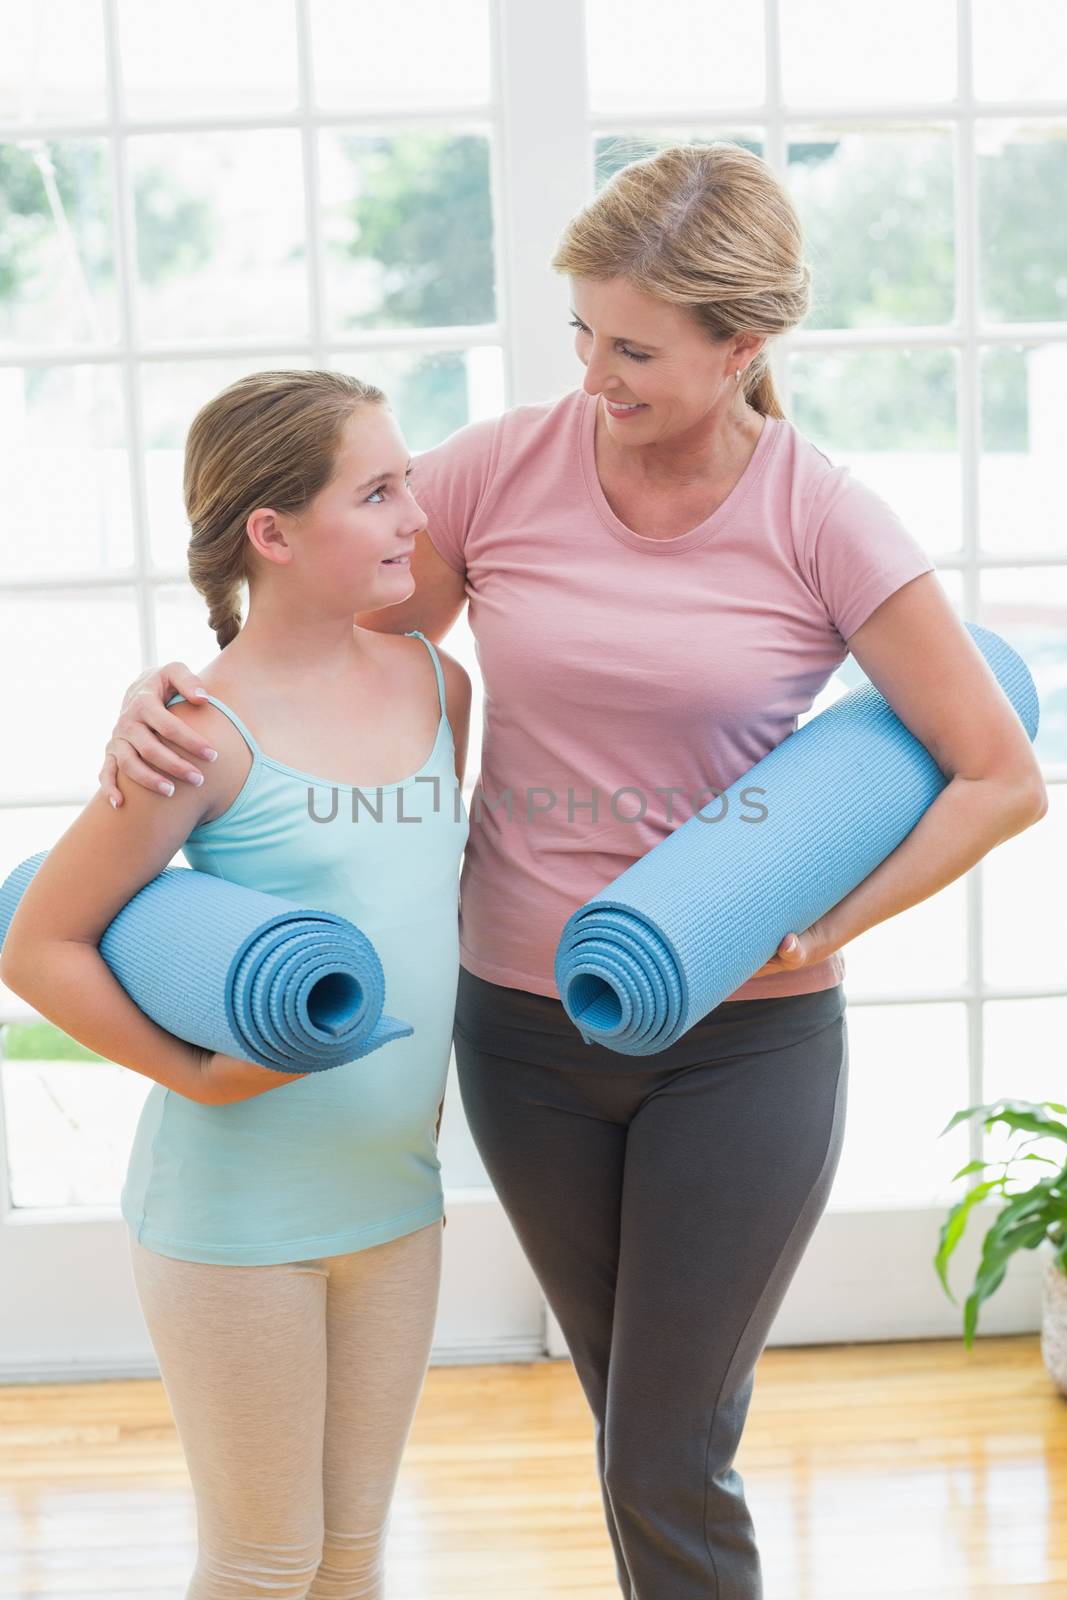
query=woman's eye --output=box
[568,317,650,362]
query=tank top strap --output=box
[164,690,262,761]
[405,630,447,723]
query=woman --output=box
[98,145,1047,1599]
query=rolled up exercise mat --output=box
[0,852,412,1073]
[554,623,1039,1057]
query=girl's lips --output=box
[381,555,411,566]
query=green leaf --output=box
[961,1217,1049,1348]
[940,1099,1067,1140]
[933,1179,1003,1296]
[950,1158,997,1181]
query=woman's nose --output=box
[582,354,610,395]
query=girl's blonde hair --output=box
[551,142,812,420]
[184,369,386,649]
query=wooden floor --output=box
[1,1336,1065,1599]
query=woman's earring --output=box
[735,369,742,383]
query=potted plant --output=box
[934,1097,1067,1390]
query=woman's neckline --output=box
[578,389,780,556]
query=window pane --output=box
[0,138,117,346]
[0,364,133,578]
[154,581,227,682]
[140,356,308,572]
[330,347,505,452]
[980,344,1067,557]
[781,0,956,106]
[319,131,495,334]
[788,348,961,559]
[978,120,1067,325]
[973,0,1067,104]
[983,784,1066,991]
[0,805,82,1017]
[0,0,107,123]
[828,1002,969,1209]
[117,0,298,118]
[787,128,956,330]
[0,590,142,800]
[982,998,1067,1170]
[844,878,968,997]
[311,0,490,111]
[978,567,1067,771]
[129,131,308,341]
[594,130,765,190]
[585,0,764,114]
[1,1021,152,1209]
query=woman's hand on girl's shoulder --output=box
[100,660,219,807]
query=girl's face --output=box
[569,275,763,446]
[267,404,424,612]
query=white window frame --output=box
[0,0,1063,1377]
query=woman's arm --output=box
[1,703,300,1105]
[766,572,1048,976]
[437,645,473,789]
[355,526,468,642]
[99,531,468,806]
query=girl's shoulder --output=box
[368,630,471,727]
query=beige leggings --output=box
[128,1220,443,1600]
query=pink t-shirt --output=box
[412,387,935,1003]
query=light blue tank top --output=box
[121,631,469,1265]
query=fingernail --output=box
[194,688,208,698]
[188,772,204,787]
[784,935,798,950]
[160,781,174,796]
[203,748,218,761]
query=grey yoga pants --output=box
[452,966,850,1600]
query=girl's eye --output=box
[366,473,414,505]
[567,317,651,362]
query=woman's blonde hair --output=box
[551,142,811,420]
[184,369,386,648]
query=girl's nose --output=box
[401,490,427,534]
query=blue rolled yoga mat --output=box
[0,852,412,1073]
[554,623,1039,1057]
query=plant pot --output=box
[1039,1236,1067,1397]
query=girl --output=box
[1,369,471,1599]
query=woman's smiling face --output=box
[569,275,764,445]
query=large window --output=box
[0,1,1063,1353]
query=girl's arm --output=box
[0,702,290,1106]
